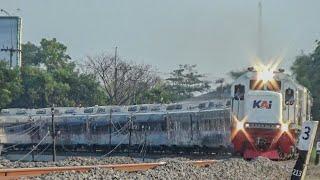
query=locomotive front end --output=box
[231,91,288,159]
[230,65,308,160]
[244,91,293,159]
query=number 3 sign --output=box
[298,121,318,151]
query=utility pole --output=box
[128,114,133,157]
[258,1,263,60]
[1,47,21,68]
[109,108,112,151]
[31,145,35,162]
[143,125,147,162]
[113,47,118,105]
[51,105,56,162]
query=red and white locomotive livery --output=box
[230,65,312,159]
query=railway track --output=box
[0,160,219,179]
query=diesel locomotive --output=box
[230,65,312,159]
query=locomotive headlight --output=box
[257,70,274,83]
[276,124,281,129]
[236,120,245,131]
[245,123,250,128]
[281,123,289,132]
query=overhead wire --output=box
[110,121,130,136]
[3,120,35,130]
[99,133,129,158]
[2,143,20,151]
[29,122,47,137]
[17,131,49,162]
[0,122,44,152]
[0,126,42,151]
[16,124,39,136]
[35,143,51,157]
[110,117,128,133]
[2,119,42,136]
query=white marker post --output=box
[316,141,320,155]
[291,121,318,180]
[316,141,320,165]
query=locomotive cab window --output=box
[266,80,281,91]
[285,88,295,105]
[250,80,263,90]
[250,80,281,91]
[234,84,245,100]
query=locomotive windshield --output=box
[250,80,281,91]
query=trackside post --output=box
[291,121,318,180]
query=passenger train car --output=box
[0,101,231,154]
[230,66,312,159]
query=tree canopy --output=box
[85,53,159,105]
[165,64,210,101]
[8,38,107,108]
[291,40,320,120]
[0,61,22,109]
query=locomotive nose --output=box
[245,91,282,125]
[255,137,269,150]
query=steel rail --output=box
[0,160,219,178]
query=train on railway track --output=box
[0,65,312,160]
[0,100,231,155]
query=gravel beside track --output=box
[0,156,316,180]
[0,156,136,168]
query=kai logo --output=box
[253,100,272,109]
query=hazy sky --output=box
[1,0,320,82]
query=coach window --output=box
[234,84,245,100]
[36,109,46,115]
[84,108,94,113]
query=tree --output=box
[11,66,71,108]
[0,61,22,109]
[21,42,41,66]
[85,53,159,105]
[38,38,71,71]
[166,64,210,101]
[68,73,108,106]
[9,38,107,108]
[291,40,320,120]
[136,82,173,104]
[22,38,71,70]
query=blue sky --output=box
[1,0,320,82]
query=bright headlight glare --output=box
[236,121,245,131]
[257,70,274,82]
[281,123,289,132]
